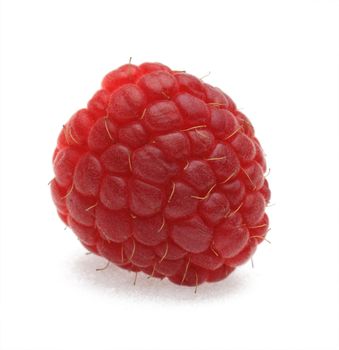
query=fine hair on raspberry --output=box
[51,61,271,288]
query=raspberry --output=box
[51,62,271,288]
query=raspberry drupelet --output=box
[51,62,271,287]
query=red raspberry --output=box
[51,62,271,288]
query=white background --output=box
[1,0,339,349]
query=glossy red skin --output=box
[51,62,270,287]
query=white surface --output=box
[1,1,339,350]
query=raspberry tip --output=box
[96,260,110,271]
[181,258,191,285]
